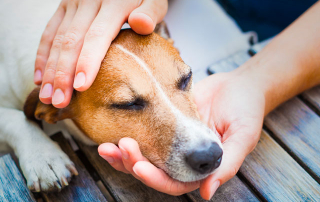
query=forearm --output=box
[234,1,320,116]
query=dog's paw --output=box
[19,143,78,192]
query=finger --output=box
[118,138,149,174]
[133,161,199,195]
[34,3,66,85]
[128,0,168,35]
[39,4,77,104]
[73,0,140,92]
[98,143,130,174]
[199,132,259,200]
[51,0,100,108]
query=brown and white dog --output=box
[0,0,222,192]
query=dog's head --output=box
[24,24,223,182]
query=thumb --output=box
[128,0,168,35]
[199,131,260,200]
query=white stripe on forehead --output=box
[115,44,177,112]
[115,44,222,148]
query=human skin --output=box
[98,1,320,200]
[34,0,168,108]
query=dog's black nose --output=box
[186,142,223,174]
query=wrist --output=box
[231,60,283,116]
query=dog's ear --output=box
[154,21,171,41]
[154,21,177,51]
[23,87,72,124]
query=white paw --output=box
[19,143,78,192]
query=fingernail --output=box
[209,181,220,199]
[119,145,129,160]
[52,88,65,105]
[73,72,86,89]
[34,70,42,83]
[100,155,114,163]
[132,166,141,178]
[40,83,52,98]
[132,167,138,175]
[132,166,144,182]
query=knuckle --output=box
[60,0,68,7]
[52,34,64,49]
[62,31,80,50]
[164,178,175,193]
[82,0,99,5]
[77,54,92,68]
[35,55,47,68]
[67,0,78,7]
[44,67,56,78]
[54,70,71,85]
[45,61,57,72]
[87,23,105,38]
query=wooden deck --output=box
[1,47,320,201]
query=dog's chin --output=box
[171,172,211,183]
[162,165,219,183]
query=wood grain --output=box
[78,143,187,202]
[302,85,320,111]
[187,176,259,202]
[0,154,36,202]
[265,97,320,183]
[42,133,107,202]
[240,130,320,201]
[207,50,250,74]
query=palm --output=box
[193,72,265,199]
[194,72,264,141]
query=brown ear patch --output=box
[23,87,72,124]
[154,21,171,40]
[34,103,71,124]
[154,21,176,51]
[23,87,41,121]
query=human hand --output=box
[35,0,168,108]
[98,138,200,195]
[98,70,265,199]
[192,71,265,199]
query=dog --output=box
[0,0,222,192]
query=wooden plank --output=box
[207,38,273,75]
[207,50,250,74]
[0,154,36,202]
[42,133,107,202]
[265,97,320,182]
[187,176,259,202]
[302,85,320,111]
[96,180,116,202]
[240,130,320,201]
[0,152,8,158]
[78,143,187,202]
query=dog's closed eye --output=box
[178,71,192,91]
[111,98,146,110]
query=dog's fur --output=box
[0,0,222,192]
